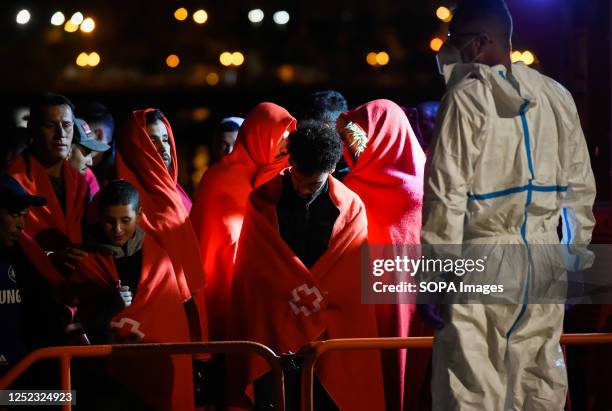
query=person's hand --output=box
[53,245,89,271]
[417,304,445,330]
[118,286,133,307]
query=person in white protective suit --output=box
[419,0,596,410]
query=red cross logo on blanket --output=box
[289,284,324,317]
[110,317,145,341]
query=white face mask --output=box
[435,35,482,75]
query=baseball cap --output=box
[74,118,110,153]
[0,175,47,212]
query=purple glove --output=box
[417,304,445,330]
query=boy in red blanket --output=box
[116,108,206,342]
[67,180,194,411]
[227,121,385,410]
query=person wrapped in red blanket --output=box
[115,108,206,341]
[226,121,385,410]
[67,180,194,411]
[7,94,89,257]
[191,102,297,341]
[337,99,428,411]
[0,175,72,381]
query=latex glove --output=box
[417,304,445,330]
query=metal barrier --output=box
[298,333,612,411]
[0,341,285,411]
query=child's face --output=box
[100,204,141,247]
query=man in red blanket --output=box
[337,99,428,410]
[0,175,70,380]
[115,108,206,341]
[191,102,297,341]
[68,180,194,411]
[7,93,89,258]
[227,121,385,410]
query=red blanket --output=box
[340,99,428,411]
[116,109,204,306]
[7,153,88,251]
[18,231,66,291]
[84,167,100,199]
[71,236,194,411]
[226,175,385,410]
[190,102,296,340]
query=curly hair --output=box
[288,120,342,176]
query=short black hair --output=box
[145,109,165,125]
[451,0,513,47]
[80,101,115,136]
[299,90,348,125]
[97,180,140,213]
[288,120,342,176]
[28,93,75,130]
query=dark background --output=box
[1,0,610,198]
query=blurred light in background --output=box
[64,20,79,32]
[70,12,84,25]
[174,7,188,21]
[192,107,211,122]
[193,9,208,24]
[376,51,390,66]
[166,54,180,68]
[80,17,95,33]
[16,9,31,25]
[511,50,536,65]
[521,50,535,65]
[76,52,89,67]
[366,52,378,66]
[219,52,233,66]
[436,6,452,23]
[277,64,295,83]
[88,52,100,66]
[248,9,264,24]
[205,72,219,85]
[231,52,245,66]
[430,37,444,52]
[366,51,390,67]
[51,11,65,26]
[273,11,290,25]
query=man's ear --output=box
[93,128,103,142]
[478,32,492,51]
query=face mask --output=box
[435,36,481,75]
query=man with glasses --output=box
[420,0,595,410]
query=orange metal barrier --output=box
[298,333,612,411]
[0,341,285,411]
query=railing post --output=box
[300,349,316,411]
[59,354,72,411]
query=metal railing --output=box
[298,333,612,411]
[0,341,285,411]
[3,334,612,411]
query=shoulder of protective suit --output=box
[442,75,492,126]
[539,74,578,113]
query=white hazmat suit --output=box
[422,61,596,410]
